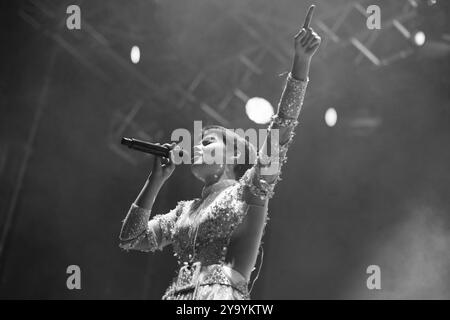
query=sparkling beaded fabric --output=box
[247,73,308,201]
[119,204,159,252]
[162,179,250,299]
[171,182,247,266]
[277,72,308,119]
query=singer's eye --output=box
[202,137,214,146]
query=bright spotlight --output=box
[245,97,274,124]
[413,31,426,46]
[130,46,140,64]
[325,108,337,127]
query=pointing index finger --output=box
[303,5,315,29]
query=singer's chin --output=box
[190,162,206,182]
[192,155,202,164]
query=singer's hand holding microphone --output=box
[121,137,186,183]
[151,142,180,182]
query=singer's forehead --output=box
[195,128,225,141]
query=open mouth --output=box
[192,151,203,164]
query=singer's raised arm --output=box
[240,5,321,204]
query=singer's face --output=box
[190,130,232,182]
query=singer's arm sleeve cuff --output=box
[119,202,183,252]
[119,203,160,252]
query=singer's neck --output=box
[202,175,237,199]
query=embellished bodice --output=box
[171,181,248,266]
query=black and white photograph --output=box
[0,0,449,303]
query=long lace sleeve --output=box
[241,72,309,201]
[119,202,182,252]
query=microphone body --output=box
[121,137,171,158]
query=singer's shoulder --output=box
[175,198,201,216]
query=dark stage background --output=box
[0,0,449,299]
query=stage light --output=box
[130,46,140,64]
[325,108,337,127]
[413,31,426,46]
[245,97,274,124]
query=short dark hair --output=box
[201,125,257,180]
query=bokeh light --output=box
[413,31,426,46]
[325,107,338,127]
[245,97,274,124]
[130,46,140,64]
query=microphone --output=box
[121,137,181,158]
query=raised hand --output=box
[294,5,321,59]
[291,5,321,80]
[151,142,177,182]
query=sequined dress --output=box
[119,73,308,300]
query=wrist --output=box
[293,54,312,63]
[291,55,311,81]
